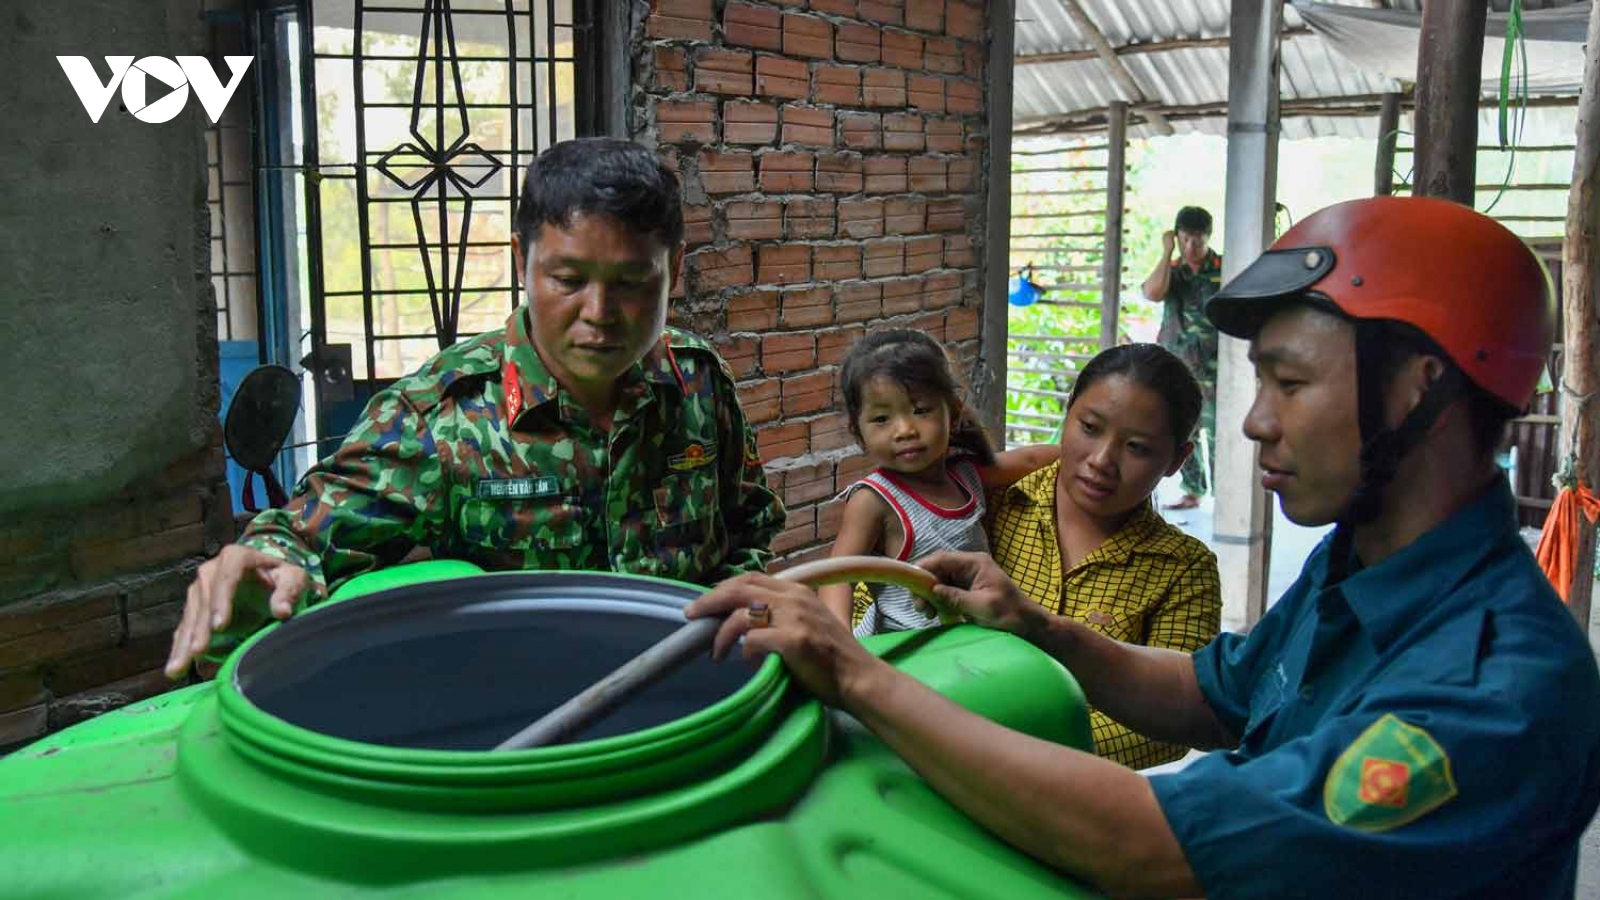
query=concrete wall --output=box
[635,0,992,566]
[0,0,231,747]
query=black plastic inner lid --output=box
[233,573,757,750]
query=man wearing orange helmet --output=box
[688,196,1600,899]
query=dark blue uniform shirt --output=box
[1150,479,1600,900]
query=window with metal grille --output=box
[248,0,603,473]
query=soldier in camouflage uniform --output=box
[167,138,785,677]
[1141,206,1222,510]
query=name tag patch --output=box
[668,442,717,472]
[476,476,562,501]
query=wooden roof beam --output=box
[1014,27,1313,67]
[1053,0,1174,136]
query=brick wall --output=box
[637,0,991,567]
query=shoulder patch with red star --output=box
[1323,713,1458,833]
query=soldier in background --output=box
[1141,205,1222,511]
[166,138,785,678]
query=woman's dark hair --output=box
[514,138,683,249]
[1067,344,1204,451]
[841,329,996,465]
[1358,319,1518,457]
[1174,206,1213,235]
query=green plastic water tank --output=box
[0,561,1106,899]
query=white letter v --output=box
[177,56,252,124]
[56,56,134,123]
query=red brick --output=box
[908,310,947,341]
[881,276,923,314]
[835,280,883,322]
[758,422,812,461]
[739,377,783,424]
[781,459,836,506]
[0,668,46,713]
[783,13,834,59]
[689,244,754,290]
[725,2,782,50]
[838,450,875,485]
[725,101,779,145]
[756,55,810,99]
[945,0,982,41]
[881,30,923,69]
[781,104,835,148]
[947,156,977,191]
[905,235,942,272]
[817,497,847,542]
[864,238,906,277]
[863,155,908,193]
[924,37,962,73]
[817,325,866,366]
[781,285,835,327]
[683,203,714,246]
[926,197,965,232]
[71,523,204,582]
[884,197,927,234]
[656,99,717,144]
[837,198,885,238]
[906,0,945,32]
[785,197,837,239]
[908,155,947,192]
[695,48,754,95]
[772,504,818,555]
[813,65,862,106]
[946,77,981,115]
[759,151,816,191]
[0,587,119,644]
[944,234,976,267]
[782,373,836,420]
[0,704,47,747]
[962,42,983,79]
[719,334,761,376]
[862,68,907,107]
[816,154,865,192]
[810,412,855,453]
[947,306,980,341]
[907,74,945,112]
[812,243,862,281]
[836,22,882,63]
[649,0,714,40]
[882,112,925,151]
[810,0,857,14]
[652,46,688,92]
[0,613,122,671]
[838,111,882,150]
[925,117,962,152]
[923,270,963,308]
[761,332,817,373]
[698,149,755,194]
[728,288,781,331]
[757,243,813,285]
[857,0,905,26]
[725,200,784,241]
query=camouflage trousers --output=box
[1180,382,1216,498]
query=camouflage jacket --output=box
[238,308,785,605]
[1156,249,1223,382]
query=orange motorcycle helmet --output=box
[1205,195,1555,412]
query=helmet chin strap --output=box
[1323,322,1465,586]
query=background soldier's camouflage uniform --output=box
[1157,249,1223,498]
[233,307,784,623]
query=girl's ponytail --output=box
[948,400,996,466]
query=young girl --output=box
[821,329,1056,637]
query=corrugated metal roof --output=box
[1012,0,1587,141]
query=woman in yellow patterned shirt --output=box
[987,344,1221,769]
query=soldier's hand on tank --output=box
[1161,230,1177,258]
[164,545,311,679]
[917,551,1045,639]
[686,573,881,708]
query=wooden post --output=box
[1560,1,1600,627]
[1375,91,1401,196]
[1100,101,1127,351]
[979,0,1015,443]
[1414,0,1488,204]
[1214,0,1282,631]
